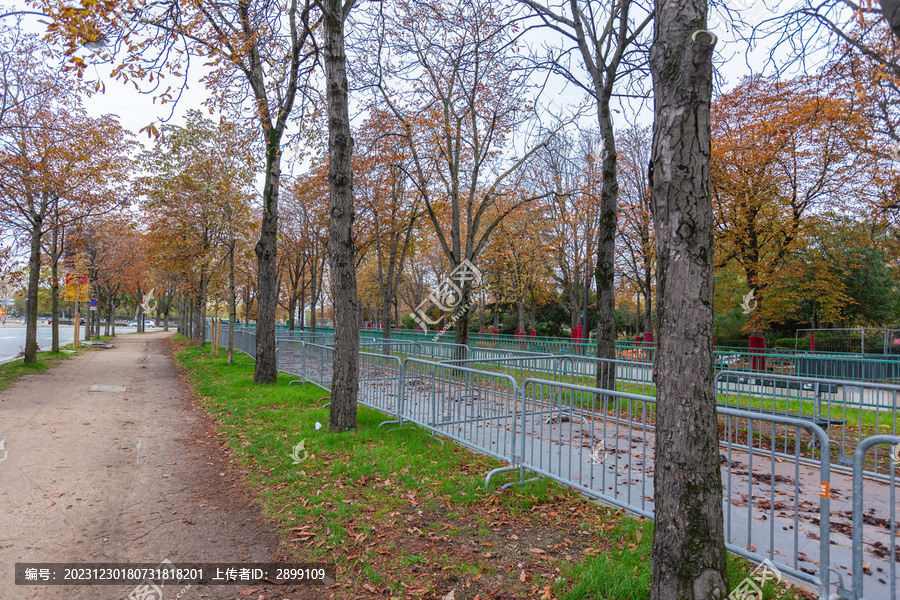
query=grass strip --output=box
[176,341,814,600]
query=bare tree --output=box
[519,0,653,384]
[372,0,557,348]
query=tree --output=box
[481,207,554,333]
[616,124,654,332]
[38,0,321,383]
[794,215,900,327]
[536,132,603,332]
[281,170,329,332]
[373,0,555,348]
[90,217,146,336]
[649,7,728,600]
[519,0,653,378]
[355,110,421,344]
[0,33,133,362]
[712,75,873,334]
[138,112,256,348]
[322,0,359,431]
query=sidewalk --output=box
[0,333,302,600]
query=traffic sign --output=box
[64,273,89,302]
[90,298,98,311]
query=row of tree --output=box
[5,0,899,594]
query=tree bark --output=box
[324,0,359,432]
[24,212,43,363]
[228,244,236,364]
[254,128,282,383]
[595,100,618,386]
[49,222,60,352]
[649,7,727,599]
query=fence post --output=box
[849,435,899,600]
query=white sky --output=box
[8,0,818,141]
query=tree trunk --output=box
[50,226,60,352]
[324,0,359,432]
[595,101,618,387]
[24,215,42,363]
[254,128,283,383]
[228,244,236,365]
[649,8,727,599]
[179,295,188,336]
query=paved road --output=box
[0,326,144,361]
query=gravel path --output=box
[0,333,316,600]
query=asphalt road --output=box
[0,326,140,361]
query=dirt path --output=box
[0,333,308,600]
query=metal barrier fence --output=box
[203,327,900,598]
[445,355,655,397]
[358,339,469,361]
[836,435,899,600]
[716,371,899,481]
[508,377,835,596]
[401,359,520,466]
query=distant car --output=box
[126,319,155,328]
[80,318,85,324]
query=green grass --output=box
[559,515,806,600]
[177,342,814,600]
[176,345,561,553]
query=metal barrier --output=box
[834,435,899,600]
[275,338,307,379]
[298,343,333,390]
[358,351,403,420]
[401,359,520,467]
[555,356,655,397]
[358,339,469,361]
[201,329,900,596]
[444,354,655,398]
[277,330,334,345]
[444,355,560,385]
[716,371,899,481]
[515,378,834,597]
